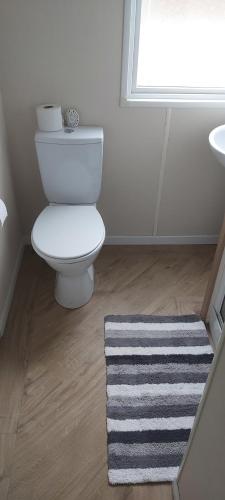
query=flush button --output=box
[64,127,75,133]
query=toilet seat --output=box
[31,205,105,262]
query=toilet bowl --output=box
[32,204,105,308]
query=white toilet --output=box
[31,126,105,309]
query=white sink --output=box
[209,124,225,167]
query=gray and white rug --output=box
[104,314,214,484]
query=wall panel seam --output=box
[153,107,172,236]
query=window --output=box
[121,0,225,106]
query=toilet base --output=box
[55,265,94,309]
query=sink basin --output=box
[209,124,225,167]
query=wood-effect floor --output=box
[0,245,215,500]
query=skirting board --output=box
[24,234,218,246]
[0,240,24,337]
[105,235,218,245]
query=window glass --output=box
[137,0,225,89]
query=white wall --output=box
[0,0,225,240]
[0,89,22,336]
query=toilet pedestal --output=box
[55,265,94,309]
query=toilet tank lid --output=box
[35,126,103,145]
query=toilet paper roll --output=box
[0,199,8,227]
[36,104,63,132]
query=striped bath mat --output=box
[104,314,213,484]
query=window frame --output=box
[121,0,225,107]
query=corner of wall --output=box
[0,239,24,337]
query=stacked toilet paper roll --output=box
[36,104,63,131]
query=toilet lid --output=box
[31,205,105,260]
